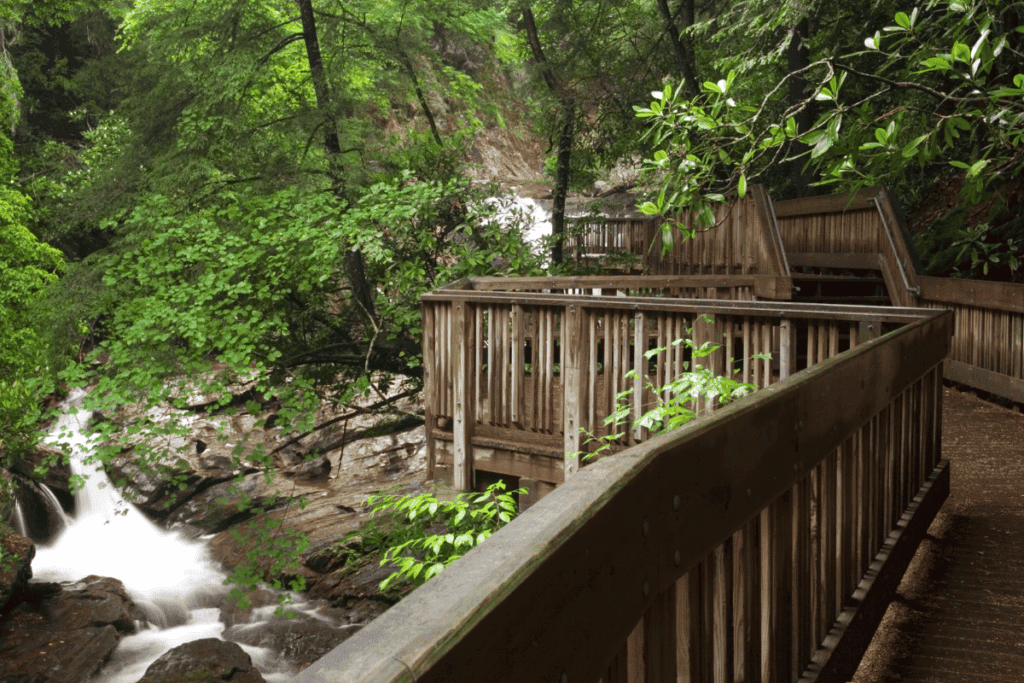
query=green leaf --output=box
[894,11,911,29]
[737,174,747,198]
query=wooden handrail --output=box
[295,308,951,683]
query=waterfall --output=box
[28,389,292,683]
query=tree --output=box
[0,1,86,465]
[635,0,1024,251]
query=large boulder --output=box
[0,575,144,683]
[0,532,34,614]
[136,638,265,683]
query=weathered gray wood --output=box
[943,357,1024,403]
[786,253,883,271]
[293,310,950,683]
[452,300,475,491]
[424,289,932,323]
[920,276,1024,314]
[798,460,949,683]
[563,304,584,479]
[772,189,878,218]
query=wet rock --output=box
[10,443,71,496]
[0,576,144,683]
[286,455,331,481]
[136,638,265,683]
[164,473,290,536]
[224,612,359,669]
[218,588,281,628]
[106,454,235,519]
[0,533,34,614]
[5,474,69,542]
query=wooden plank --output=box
[519,478,557,511]
[423,302,437,480]
[644,582,677,682]
[295,311,951,683]
[785,253,883,271]
[798,461,949,683]
[433,440,566,485]
[423,290,932,324]
[919,275,1024,314]
[563,304,584,479]
[511,305,524,426]
[772,189,878,218]
[943,357,1024,403]
[452,300,475,491]
[470,274,760,292]
[754,276,794,300]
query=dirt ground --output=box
[850,385,1024,682]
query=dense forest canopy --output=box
[1,0,1022,468]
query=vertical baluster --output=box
[511,305,524,427]
[646,583,678,682]
[823,447,837,629]
[713,542,733,683]
[423,303,436,479]
[452,301,475,492]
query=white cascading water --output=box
[30,388,292,683]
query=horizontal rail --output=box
[423,289,937,324]
[919,275,1024,314]
[297,309,951,683]
[919,277,1024,402]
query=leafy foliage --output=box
[635,0,1024,243]
[577,319,763,460]
[364,480,526,591]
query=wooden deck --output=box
[852,386,1024,682]
[289,186,1024,682]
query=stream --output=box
[23,389,333,682]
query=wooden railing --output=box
[568,186,789,277]
[465,274,793,300]
[773,188,921,307]
[295,306,952,683]
[567,216,657,270]
[919,276,1024,402]
[422,279,938,491]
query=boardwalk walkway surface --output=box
[852,386,1024,682]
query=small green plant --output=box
[366,480,527,591]
[577,328,767,461]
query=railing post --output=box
[453,300,476,491]
[780,319,796,379]
[563,303,584,479]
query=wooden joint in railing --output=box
[753,275,794,300]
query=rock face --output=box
[137,638,266,683]
[0,532,34,614]
[0,575,144,683]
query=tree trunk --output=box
[551,98,574,265]
[657,0,699,99]
[788,17,813,195]
[522,3,575,264]
[295,0,376,318]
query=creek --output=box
[22,389,336,683]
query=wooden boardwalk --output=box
[853,386,1024,682]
